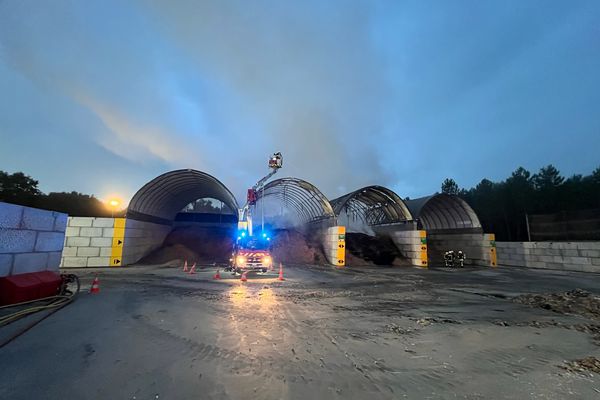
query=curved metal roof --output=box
[253,177,336,224]
[127,169,239,222]
[330,185,413,226]
[405,194,481,231]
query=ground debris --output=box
[492,319,600,344]
[412,317,461,325]
[560,357,600,375]
[514,289,600,320]
[386,323,415,335]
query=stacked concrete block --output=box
[0,201,67,277]
[388,230,428,267]
[61,217,119,268]
[426,232,494,267]
[497,241,600,273]
[322,226,346,267]
[121,219,171,265]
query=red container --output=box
[36,271,62,298]
[0,271,61,306]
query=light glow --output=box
[236,255,246,267]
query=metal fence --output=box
[529,208,600,241]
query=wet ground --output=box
[1,263,600,399]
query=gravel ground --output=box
[1,263,600,399]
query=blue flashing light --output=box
[241,232,246,237]
[237,236,241,240]
[267,237,271,241]
[262,233,267,238]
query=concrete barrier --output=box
[0,202,67,276]
[427,232,495,267]
[121,219,171,265]
[497,241,600,273]
[61,217,123,268]
[387,230,428,267]
[323,226,346,266]
[61,217,171,267]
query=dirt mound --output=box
[271,229,327,265]
[514,289,600,320]
[139,243,199,265]
[345,233,407,266]
[141,226,234,265]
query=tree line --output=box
[0,170,124,217]
[441,165,600,241]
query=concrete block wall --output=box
[121,219,171,265]
[61,217,121,268]
[497,241,600,273]
[61,217,172,267]
[388,230,428,267]
[427,232,495,267]
[323,226,346,267]
[0,201,67,276]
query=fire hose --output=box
[0,274,80,348]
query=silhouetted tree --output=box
[455,165,600,240]
[441,178,459,195]
[0,171,41,207]
[531,165,564,213]
[532,164,564,189]
[0,170,121,217]
[39,192,120,217]
[182,198,233,214]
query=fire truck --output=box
[228,152,282,275]
[229,231,273,274]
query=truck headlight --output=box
[262,256,272,266]
[236,255,246,266]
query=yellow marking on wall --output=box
[418,230,428,268]
[110,218,126,267]
[488,233,497,267]
[336,226,345,267]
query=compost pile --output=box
[345,233,408,266]
[514,289,600,320]
[140,227,234,265]
[271,229,327,265]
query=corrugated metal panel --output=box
[127,169,239,222]
[253,178,336,224]
[405,194,482,231]
[330,186,413,226]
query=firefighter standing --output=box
[444,250,455,267]
[456,251,466,267]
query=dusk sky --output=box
[1,0,599,205]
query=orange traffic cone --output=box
[240,271,248,282]
[278,263,285,281]
[213,269,221,280]
[183,260,188,273]
[188,262,196,275]
[90,276,100,294]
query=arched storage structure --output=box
[405,194,490,267]
[405,194,481,232]
[252,177,336,227]
[330,186,413,226]
[122,169,239,265]
[127,169,239,224]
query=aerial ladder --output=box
[238,152,283,236]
